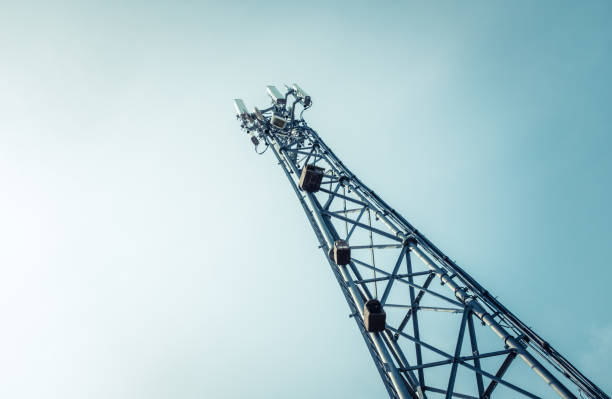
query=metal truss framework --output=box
[233,86,609,399]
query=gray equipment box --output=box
[270,114,287,129]
[299,164,325,193]
[364,299,386,332]
[333,239,350,265]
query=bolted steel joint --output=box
[402,235,418,247]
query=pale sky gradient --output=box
[1,1,611,398]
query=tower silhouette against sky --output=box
[233,85,609,399]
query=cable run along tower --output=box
[233,85,609,399]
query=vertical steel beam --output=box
[466,313,485,397]
[446,310,468,399]
[406,250,426,393]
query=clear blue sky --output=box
[0,1,610,398]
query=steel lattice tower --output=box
[233,85,609,399]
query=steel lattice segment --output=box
[233,87,610,399]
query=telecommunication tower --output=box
[233,85,609,399]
